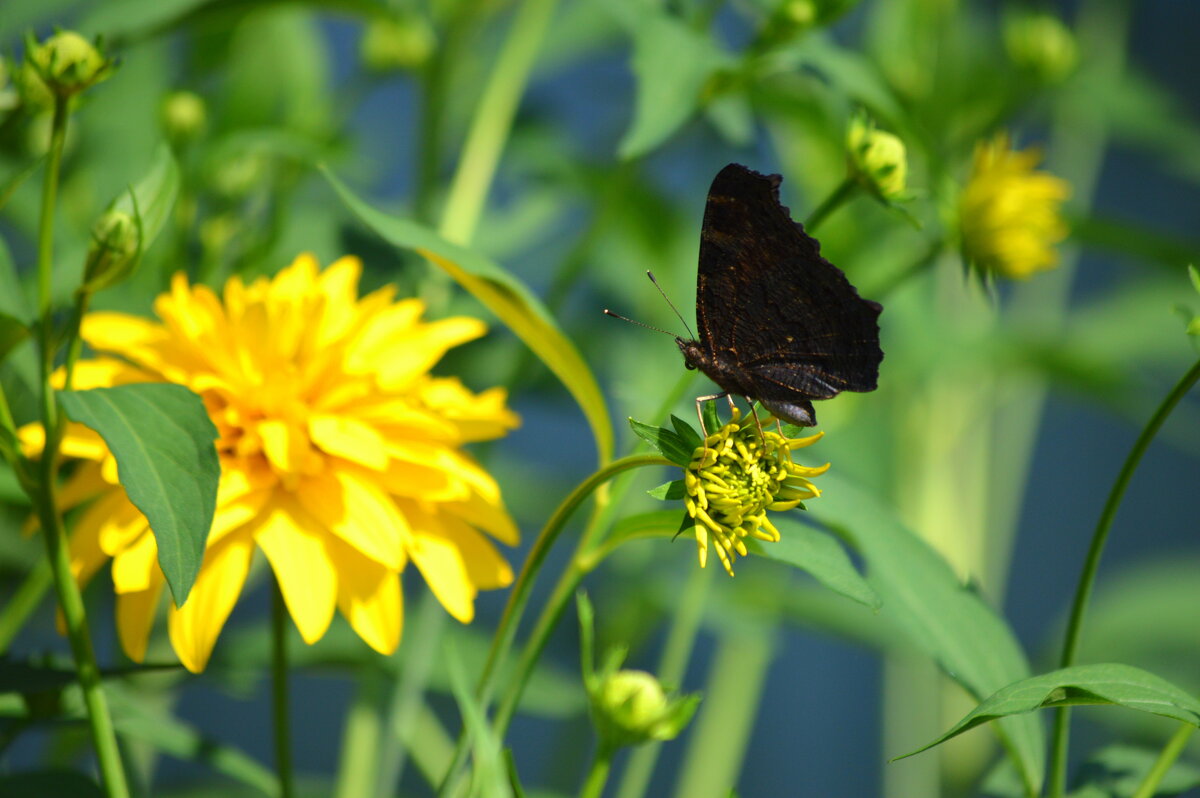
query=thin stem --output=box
[1048,357,1200,796]
[804,176,858,233]
[31,95,130,798]
[614,564,713,798]
[435,453,671,798]
[437,0,560,245]
[332,671,384,798]
[578,743,615,798]
[1129,723,1197,798]
[271,578,295,798]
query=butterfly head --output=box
[676,338,705,371]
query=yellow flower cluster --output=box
[959,134,1070,279]
[26,254,520,672]
[682,409,828,575]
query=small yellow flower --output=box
[681,408,828,575]
[25,254,520,672]
[959,134,1070,279]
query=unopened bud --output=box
[590,669,699,748]
[83,210,140,292]
[1004,12,1078,84]
[161,91,206,143]
[847,114,908,201]
[360,14,436,72]
[26,31,114,99]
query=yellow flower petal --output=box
[309,414,388,470]
[111,530,157,594]
[406,505,514,623]
[326,533,402,655]
[116,574,163,663]
[168,532,255,673]
[252,498,337,645]
[295,467,408,570]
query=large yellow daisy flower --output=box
[27,254,520,672]
[959,133,1070,279]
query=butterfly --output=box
[674,163,883,429]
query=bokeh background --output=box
[1,0,1197,796]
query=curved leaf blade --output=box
[114,141,179,251]
[749,518,880,610]
[323,168,613,465]
[899,663,1200,760]
[808,473,1045,796]
[58,384,220,605]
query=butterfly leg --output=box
[694,392,729,437]
[745,397,765,439]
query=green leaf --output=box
[748,518,880,610]
[629,418,692,466]
[1066,744,1200,798]
[0,770,104,798]
[609,0,731,158]
[114,141,179,253]
[808,473,1044,795]
[0,313,30,367]
[899,664,1200,760]
[445,641,512,798]
[323,168,613,465]
[669,414,702,451]
[58,384,220,606]
[647,480,686,501]
[700,400,720,435]
[1190,264,1200,296]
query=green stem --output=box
[1129,723,1197,798]
[332,670,383,798]
[578,743,615,798]
[437,0,560,245]
[31,95,131,798]
[0,560,52,653]
[1048,357,1200,796]
[614,564,713,798]
[804,176,858,233]
[271,579,295,798]
[435,453,670,798]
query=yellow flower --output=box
[959,134,1070,279]
[26,254,520,672]
[681,409,828,575]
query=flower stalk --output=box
[272,577,296,798]
[804,175,857,233]
[31,93,130,798]
[1048,357,1200,797]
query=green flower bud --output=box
[0,59,18,114]
[846,114,908,201]
[161,90,206,143]
[14,60,53,110]
[590,669,699,748]
[1004,12,1078,84]
[210,150,270,199]
[83,209,140,292]
[360,14,436,72]
[26,31,114,99]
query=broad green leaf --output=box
[609,0,731,158]
[0,770,104,798]
[445,641,512,798]
[58,384,220,606]
[1066,744,1200,798]
[900,664,1200,760]
[809,473,1044,796]
[324,169,613,465]
[1070,215,1200,273]
[749,518,880,609]
[629,418,692,467]
[0,313,29,367]
[107,685,275,795]
[114,141,179,253]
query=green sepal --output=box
[647,480,686,501]
[628,417,692,466]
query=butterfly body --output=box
[683,163,883,428]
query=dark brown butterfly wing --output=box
[696,163,883,408]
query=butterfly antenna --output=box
[645,271,696,339]
[602,309,678,338]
